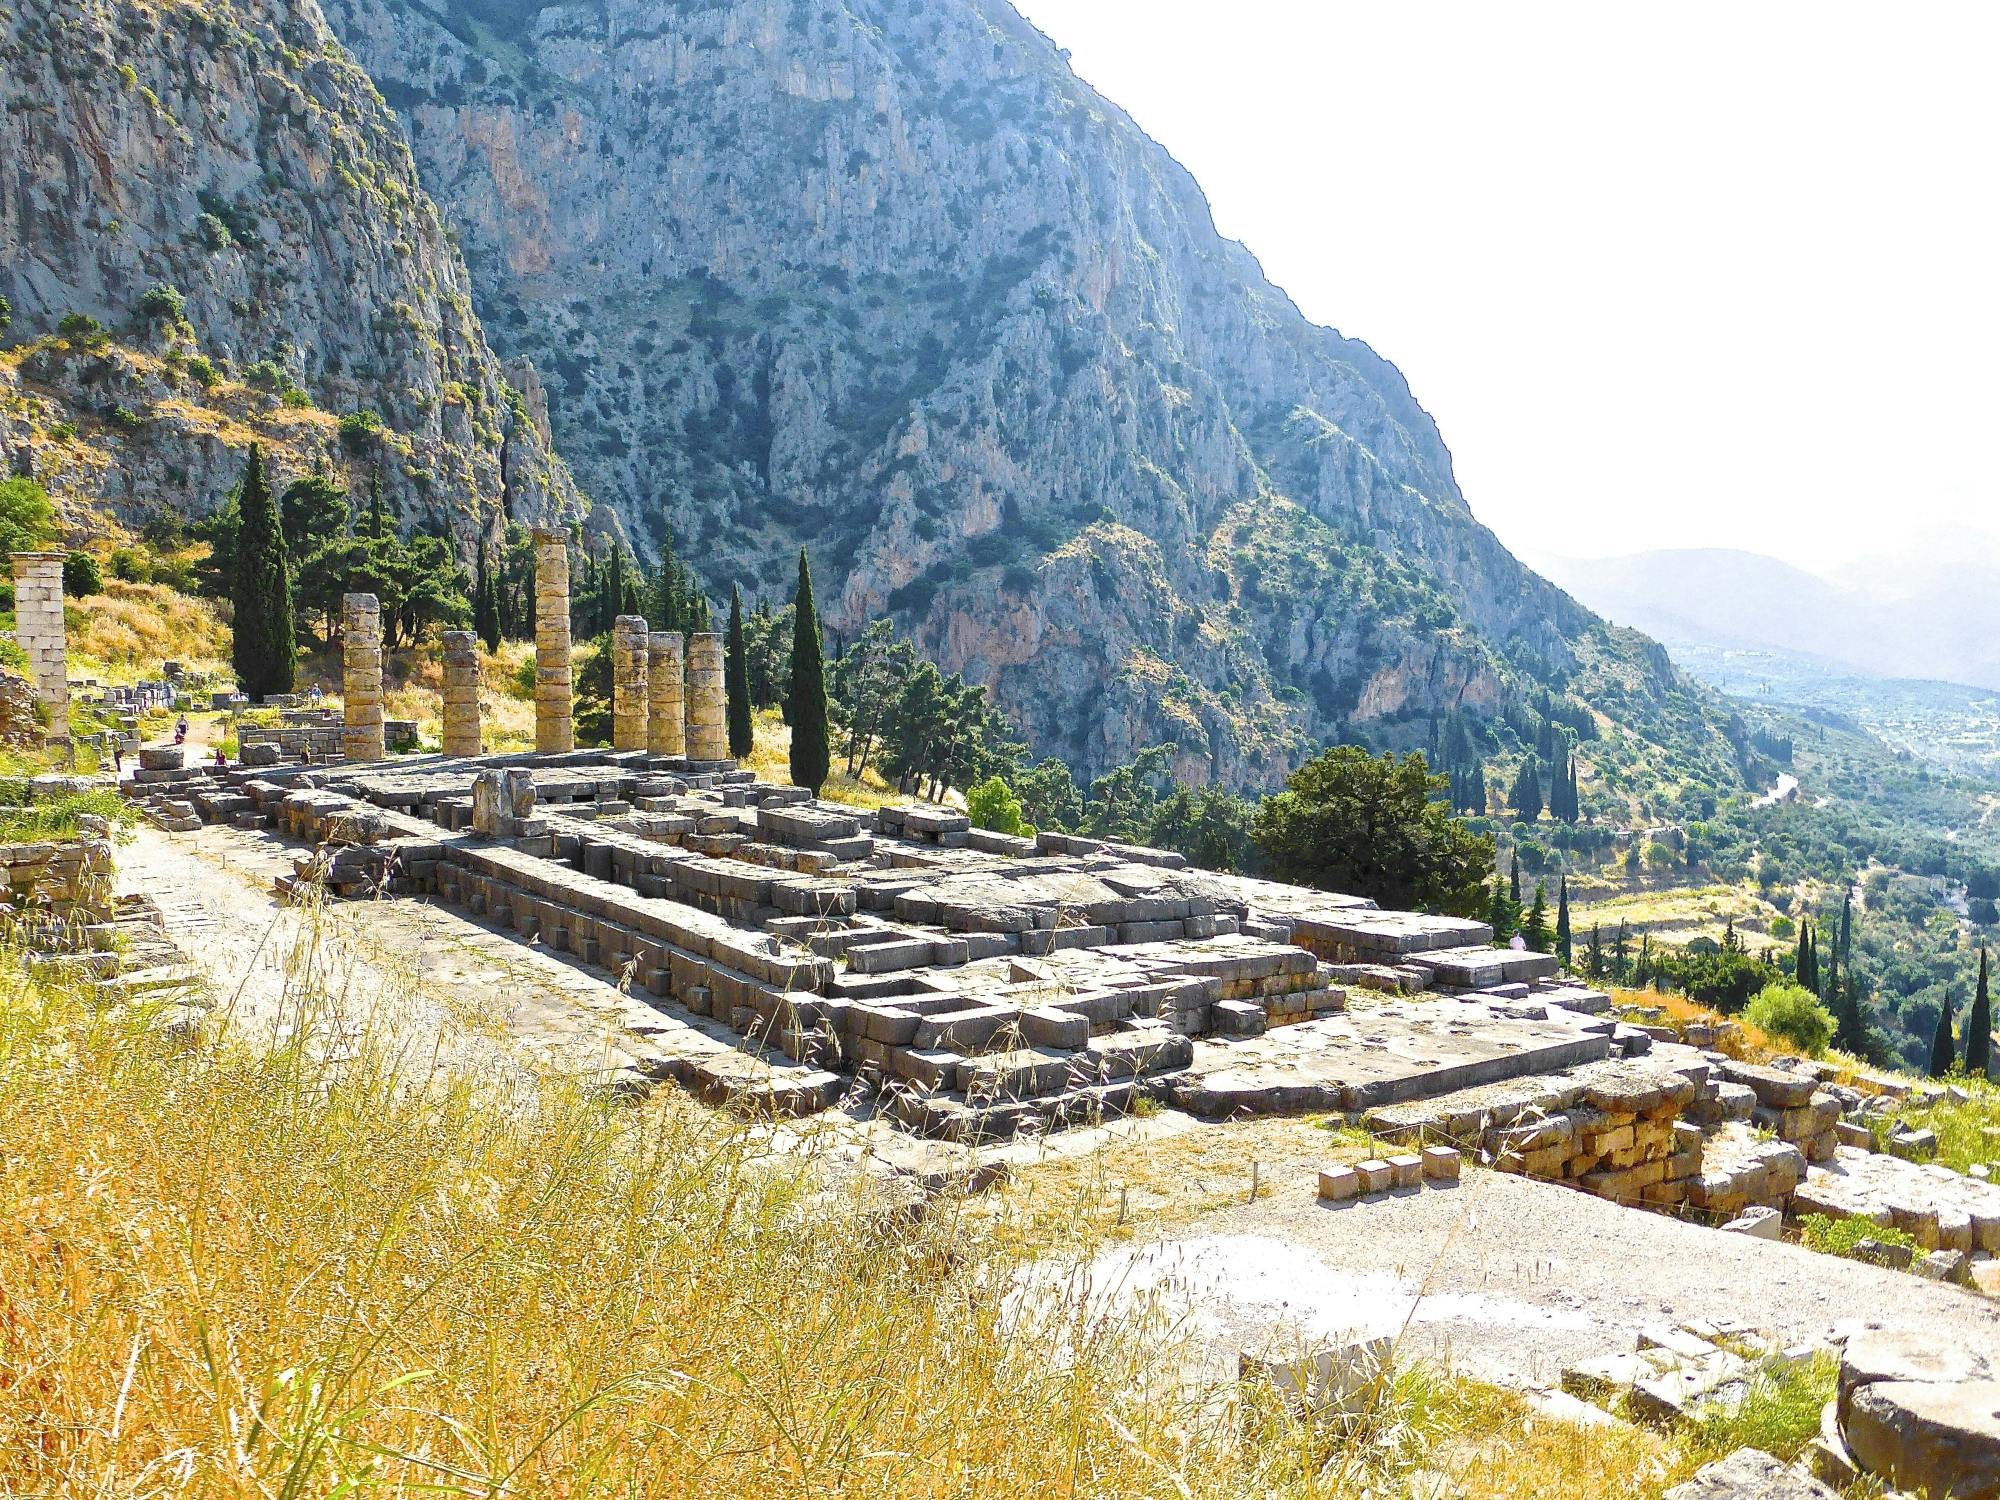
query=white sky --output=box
[1008,1,2000,572]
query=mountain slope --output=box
[0,0,581,543]
[322,0,1743,793]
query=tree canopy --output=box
[1251,747,1492,917]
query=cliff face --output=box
[318,0,1654,787]
[0,0,580,543]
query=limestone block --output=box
[1317,1164,1359,1201]
[471,770,501,837]
[1661,1448,1836,1500]
[684,631,727,761]
[1421,1145,1461,1182]
[503,767,536,820]
[1843,1379,2000,1500]
[1355,1159,1392,1195]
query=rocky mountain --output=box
[0,0,580,544]
[317,0,1744,793]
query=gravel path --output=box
[1064,1165,2000,1387]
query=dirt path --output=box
[1054,1160,2000,1387]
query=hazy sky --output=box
[1008,1,2000,572]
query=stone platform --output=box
[129,746,1625,1143]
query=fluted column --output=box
[684,631,727,762]
[440,629,481,756]
[612,614,650,751]
[647,631,685,756]
[532,526,572,753]
[341,593,385,762]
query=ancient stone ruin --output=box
[341,592,385,763]
[10,551,67,738]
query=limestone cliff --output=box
[0,0,582,545]
[317,0,1735,792]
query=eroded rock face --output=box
[0,0,581,544]
[321,0,1739,788]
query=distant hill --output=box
[1532,546,2000,692]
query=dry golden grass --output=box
[744,707,905,810]
[68,580,230,684]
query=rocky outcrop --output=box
[0,0,582,545]
[321,0,1745,789]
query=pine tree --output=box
[231,444,295,698]
[1968,947,1993,1080]
[788,548,830,792]
[1930,992,1957,1078]
[1522,881,1551,952]
[1555,876,1572,966]
[725,584,754,760]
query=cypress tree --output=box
[474,548,501,652]
[1487,876,1514,943]
[1930,992,1957,1078]
[231,444,295,699]
[1509,853,1521,908]
[1614,920,1629,980]
[725,584,754,760]
[1555,875,1572,966]
[788,548,829,792]
[1833,978,1869,1059]
[1637,933,1651,987]
[1512,757,1543,820]
[1587,923,1603,980]
[1522,881,1551,952]
[1968,947,1993,1080]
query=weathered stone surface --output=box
[11,552,66,737]
[1662,1448,1837,1500]
[1843,1380,2000,1500]
[440,630,481,756]
[533,529,573,754]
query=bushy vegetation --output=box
[1743,983,1836,1057]
[1798,1213,1918,1260]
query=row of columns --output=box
[337,526,729,763]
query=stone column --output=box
[647,631,685,757]
[341,593,385,762]
[440,630,481,757]
[684,631,727,762]
[532,526,573,753]
[10,552,66,737]
[612,614,650,752]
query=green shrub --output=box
[57,312,109,349]
[49,421,77,442]
[339,408,383,453]
[1798,1212,1916,1259]
[186,354,219,388]
[967,775,1027,836]
[62,552,101,597]
[1745,982,1836,1057]
[109,548,149,584]
[0,478,57,556]
[138,283,185,322]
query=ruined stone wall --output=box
[10,551,64,738]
